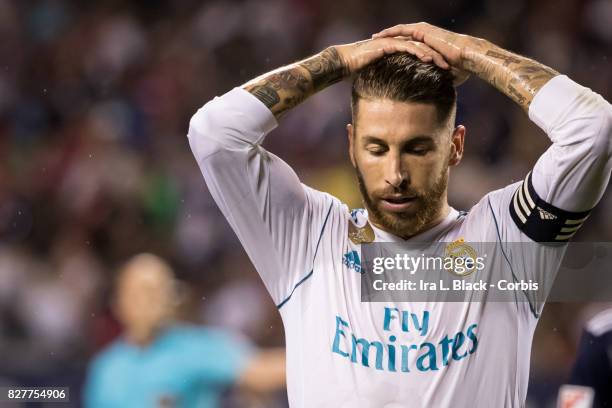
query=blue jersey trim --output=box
[276,201,334,310]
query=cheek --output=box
[410,158,437,180]
[355,153,384,185]
[403,155,446,187]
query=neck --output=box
[404,202,451,239]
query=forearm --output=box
[243,47,348,117]
[463,39,559,112]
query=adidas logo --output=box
[538,207,557,220]
[343,250,362,273]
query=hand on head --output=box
[371,22,472,86]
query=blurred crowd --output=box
[0,0,611,406]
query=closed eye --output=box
[366,144,388,155]
[405,138,435,156]
[409,146,430,155]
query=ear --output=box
[448,125,465,166]
[347,123,356,168]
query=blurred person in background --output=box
[83,253,286,408]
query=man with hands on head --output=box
[188,23,612,407]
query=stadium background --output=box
[0,0,611,406]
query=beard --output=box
[355,163,449,239]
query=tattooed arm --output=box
[243,48,346,117]
[243,38,449,118]
[464,46,558,110]
[373,23,558,112]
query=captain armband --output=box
[509,172,591,243]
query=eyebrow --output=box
[361,135,436,145]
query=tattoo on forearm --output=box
[244,47,348,117]
[469,44,559,111]
[508,61,558,109]
[485,50,522,67]
[249,85,280,109]
[302,47,347,91]
[507,79,526,106]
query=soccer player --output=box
[187,23,612,406]
[84,254,286,408]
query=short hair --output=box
[351,53,457,125]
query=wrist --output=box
[300,47,348,92]
[323,46,350,76]
[461,37,489,72]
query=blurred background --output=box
[0,0,611,406]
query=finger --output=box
[378,44,417,59]
[413,42,449,69]
[422,32,446,49]
[431,51,450,69]
[392,34,416,42]
[380,39,428,60]
[397,30,456,63]
[366,38,443,67]
[372,24,413,38]
[350,38,439,73]
[376,39,445,67]
[372,24,422,40]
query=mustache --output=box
[371,186,422,200]
[354,166,421,201]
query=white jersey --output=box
[188,76,612,407]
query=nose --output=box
[384,154,408,189]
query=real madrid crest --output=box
[444,238,478,277]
